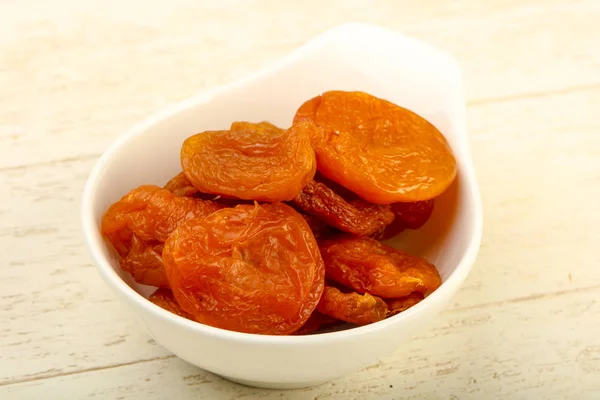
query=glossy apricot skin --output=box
[293,179,394,236]
[148,288,194,320]
[181,121,318,202]
[319,235,442,298]
[294,91,457,204]
[162,203,325,335]
[316,285,389,326]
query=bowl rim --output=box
[81,22,483,345]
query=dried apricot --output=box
[300,213,336,240]
[181,121,318,202]
[120,235,168,288]
[316,285,388,325]
[148,288,194,320]
[320,235,441,298]
[293,96,325,147]
[293,311,339,335]
[294,179,394,236]
[164,172,201,198]
[382,200,435,239]
[163,203,325,335]
[101,185,223,256]
[390,200,435,230]
[294,91,456,203]
[386,292,424,316]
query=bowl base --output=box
[222,375,331,389]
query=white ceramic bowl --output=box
[82,23,482,389]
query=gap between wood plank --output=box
[0,355,176,387]
[445,282,600,313]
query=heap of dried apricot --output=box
[100,90,456,335]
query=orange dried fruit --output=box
[294,91,456,203]
[316,285,389,326]
[386,292,424,316]
[320,235,441,298]
[163,203,325,335]
[164,172,255,208]
[293,179,394,236]
[390,200,435,230]
[382,199,435,239]
[101,185,223,254]
[120,236,168,288]
[181,121,318,202]
[300,213,336,240]
[148,288,195,320]
[293,311,339,335]
[164,172,201,198]
[101,185,223,287]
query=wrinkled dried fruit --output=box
[293,311,339,335]
[120,235,168,288]
[316,285,389,325]
[163,202,325,335]
[149,288,194,320]
[382,200,435,239]
[387,292,424,316]
[294,179,394,236]
[164,172,201,198]
[211,196,256,208]
[301,213,336,240]
[165,172,251,206]
[293,96,325,147]
[294,91,457,203]
[181,121,318,202]
[229,121,280,133]
[102,185,223,256]
[320,235,441,298]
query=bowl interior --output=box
[87,24,476,301]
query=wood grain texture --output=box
[0,0,598,170]
[1,0,599,398]
[4,288,599,399]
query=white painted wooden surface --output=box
[1,1,599,398]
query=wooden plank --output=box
[451,85,600,309]
[3,285,599,399]
[1,86,599,384]
[0,0,599,169]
